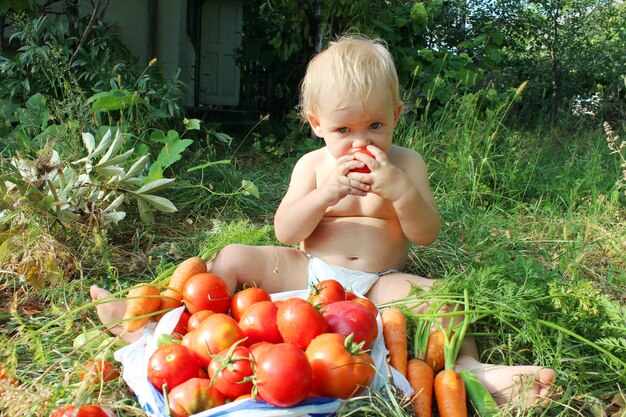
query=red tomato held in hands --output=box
[349,148,375,173]
[50,405,115,417]
[306,333,376,398]
[321,300,378,349]
[168,377,226,417]
[182,273,231,314]
[277,298,328,350]
[255,343,312,407]
[307,279,346,307]
[230,287,272,321]
[182,313,245,367]
[208,343,255,400]
[147,343,200,392]
[238,300,283,345]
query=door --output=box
[200,0,242,106]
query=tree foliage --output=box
[239,0,625,125]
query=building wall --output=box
[104,0,195,107]
[158,0,196,107]
[102,0,150,67]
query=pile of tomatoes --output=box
[146,275,381,417]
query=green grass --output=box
[1,104,625,416]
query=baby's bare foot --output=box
[456,356,556,408]
[90,285,143,343]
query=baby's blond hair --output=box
[299,34,401,120]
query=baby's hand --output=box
[319,154,371,205]
[347,146,409,202]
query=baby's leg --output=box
[207,244,309,294]
[89,285,143,343]
[367,272,555,408]
[455,350,555,407]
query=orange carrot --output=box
[166,257,207,298]
[424,328,446,372]
[407,357,434,417]
[434,369,467,417]
[433,290,472,417]
[122,284,161,332]
[156,288,184,321]
[381,307,408,377]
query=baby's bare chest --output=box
[326,193,396,218]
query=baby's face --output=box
[308,89,402,159]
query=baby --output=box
[92,34,554,408]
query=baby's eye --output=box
[336,127,349,133]
[370,122,382,129]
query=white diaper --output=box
[307,256,393,296]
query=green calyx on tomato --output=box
[208,339,255,400]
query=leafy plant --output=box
[1,128,179,230]
[1,12,185,143]
[87,59,185,132]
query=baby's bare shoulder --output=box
[389,145,425,165]
[293,147,328,171]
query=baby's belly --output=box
[301,216,409,273]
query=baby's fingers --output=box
[342,174,370,194]
[337,159,366,175]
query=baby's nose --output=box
[352,138,371,149]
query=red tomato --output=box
[208,344,254,400]
[230,287,272,321]
[182,273,231,314]
[276,298,328,350]
[168,377,226,417]
[147,343,200,391]
[182,313,245,367]
[238,301,283,345]
[187,310,214,332]
[352,297,379,318]
[80,359,119,385]
[305,333,376,398]
[321,300,378,349]
[255,343,312,407]
[50,405,114,417]
[349,148,375,173]
[307,279,346,307]
[172,311,190,339]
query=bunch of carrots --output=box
[381,291,499,417]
